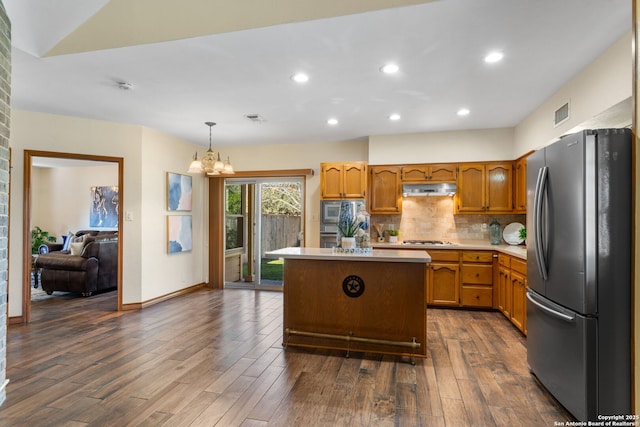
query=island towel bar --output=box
[284,328,421,350]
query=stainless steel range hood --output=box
[402,183,456,197]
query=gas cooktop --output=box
[401,240,458,246]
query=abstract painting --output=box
[90,186,119,227]
[167,215,192,254]
[167,172,192,211]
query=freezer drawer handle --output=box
[526,292,575,322]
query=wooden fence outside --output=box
[261,214,301,257]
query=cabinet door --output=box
[401,165,429,181]
[320,163,344,199]
[342,162,367,198]
[456,163,485,212]
[485,162,513,212]
[514,157,527,213]
[369,166,402,214]
[429,164,457,182]
[511,270,526,334]
[498,265,511,317]
[428,263,459,306]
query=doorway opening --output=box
[224,178,303,290]
[23,151,124,323]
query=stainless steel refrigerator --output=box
[526,128,631,421]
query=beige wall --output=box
[368,128,514,165]
[32,163,118,237]
[139,127,208,302]
[219,138,369,248]
[515,31,632,156]
[8,110,205,314]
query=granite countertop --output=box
[265,247,431,263]
[372,239,527,260]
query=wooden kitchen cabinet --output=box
[510,258,527,334]
[427,250,460,306]
[456,162,513,214]
[460,251,494,308]
[402,163,457,182]
[513,152,532,214]
[497,254,512,317]
[320,161,367,199]
[496,253,527,335]
[368,165,402,214]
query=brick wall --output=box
[0,0,9,407]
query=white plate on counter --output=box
[503,222,525,245]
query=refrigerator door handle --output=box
[533,166,549,280]
[526,291,575,322]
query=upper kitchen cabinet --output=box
[456,162,513,214]
[513,152,533,214]
[320,161,368,199]
[401,163,457,182]
[369,165,402,214]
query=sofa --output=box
[34,230,118,297]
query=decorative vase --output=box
[388,235,398,243]
[341,237,356,248]
[489,219,502,245]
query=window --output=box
[225,184,244,250]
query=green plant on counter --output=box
[31,226,56,254]
[386,229,399,237]
[338,219,362,237]
[519,226,527,242]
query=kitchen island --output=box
[265,248,431,358]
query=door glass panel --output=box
[258,181,302,287]
[224,178,303,289]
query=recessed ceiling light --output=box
[291,73,309,83]
[389,113,401,121]
[327,118,338,125]
[381,63,399,74]
[457,108,470,116]
[484,51,504,63]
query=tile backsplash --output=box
[371,196,526,242]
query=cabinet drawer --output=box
[511,258,527,275]
[428,250,460,262]
[498,253,511,268]
[461,286,493,308]
[461,264,493,284]
[461,251,494,263]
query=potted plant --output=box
[519,226,527,246]
[31,226,56,254]
[386,229,400,243]
[338,219,362,248]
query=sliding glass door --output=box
[224,178,303,289]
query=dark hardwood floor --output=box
[3,288,572,426]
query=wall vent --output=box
[245,114,266,123]
[554,101,570,127]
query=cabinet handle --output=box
[475,273,480,277]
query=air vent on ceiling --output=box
[245,114,266,123]
[554,101,570,127]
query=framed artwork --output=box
[167,215,192,254]
[167,172,192,211]
[90,186,119,227]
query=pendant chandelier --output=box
[188,121,234,175]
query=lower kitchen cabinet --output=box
[497,253,527,334]
[427,250,460,306]
[460,251,494,308]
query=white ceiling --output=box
[5,0,632,148]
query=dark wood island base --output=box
[267,248,430,359]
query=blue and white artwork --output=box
[90,186,119,227]
[167,172,192,211]
[168,215,192,254]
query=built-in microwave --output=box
[321,200,342,224]
[320,200,365,225]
